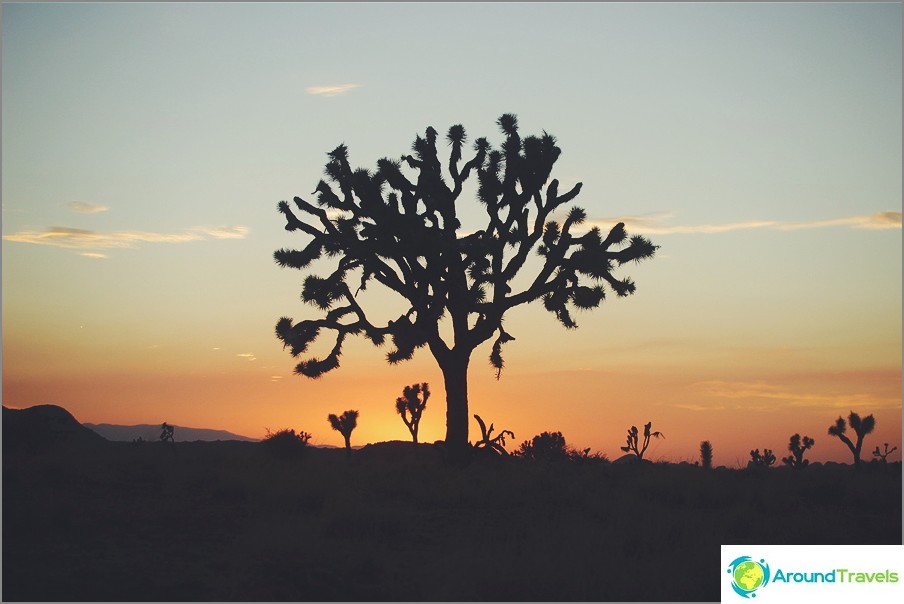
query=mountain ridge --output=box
[83,422,259,443]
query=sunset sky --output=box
[2,2,901,466]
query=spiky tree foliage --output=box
[472,414,515,456]
[781,434,814,469]
[872,443,897,465]
[620,422,664,460]
[700,440,713,469]
[828,411,875,467]
[160,422,175,443]
[749,448,776,468]
[396,382,429,445]
[275,114,658,455]
[328,410,359,453]
[261,428,312,459]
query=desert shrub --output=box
[700,441,713,469]
[261,428,312,459]
[516,431,569,462]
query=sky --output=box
[2,2,901,466]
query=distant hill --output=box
[3,405,107,453]
[83,423,259,443]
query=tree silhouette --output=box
[472,414,514,456]
[274,114,658,455]
[699,440,713,469]
[828,411,875,468]
[261,428,311,459]
[781,433,814,469]
[328,410,359,455]
[749,448,776,468]
[160,422,174,443]
[620,422,663,460]
[872,443,897,465]
[395,383,429,446]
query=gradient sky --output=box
[2,2,901,466]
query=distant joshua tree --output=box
[328,410,359,455]
[749,448,776,468]
[395,383,429,446]
[160,422,175,443]
[472,414,514,456]
[261,428,312,459]
[873,443,898,465]
[700,441,713,469]
[782,434,814,469]
[828,411,875,468]
[620,422,664,460]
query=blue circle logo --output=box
[727,556,771,598]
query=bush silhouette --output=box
[749,448,776,468]
[516,431,570,462]
[781,434,814,469]
[261,428,311,459]
[828,411,875,467]
[620,422,664,460]
[395,383,429,446]
[700,441,713,469]
[328,410,359,455]
[472,414,514,456]
[273,114,658,458]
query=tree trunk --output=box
[441,352,470,457]
[343,434,351,456]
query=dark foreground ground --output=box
[3,439,901,602]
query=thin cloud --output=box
[306,84,361,97]
[692,380,900,410]
[237,353,257,362]
[586,211,901,235]
[78,252,109,259]
[67,201,110,214]
[3,225,249,251]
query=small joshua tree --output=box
[782,433,814,469]
[749,448,776,468]
[472,414,514,456]
[873,443,898,465]
[700,440,713,469]
[828,411,875,468]
[328,409,359,455]
[160,422,175,443]
[620,422,664,460]
[395,383,429,446]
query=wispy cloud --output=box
[691,380,901,410]
[237,353,257,362]
[66,201,110,214]
[78,252,109,259]
[306,84,361,97]
[586,211,901,235]
[67,201,110,214]
[3,225,249,251]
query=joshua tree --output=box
[472,414,515,456]
[700,440,713,469]
[395,383,429,445]
[620,422,664,460]
[828,411,875,467]
[872,443,897,465]
[160,422,175,443]
[781,433,814,469]
[749,448,776,468]
[328,410,359,454]
[274,114,658,457]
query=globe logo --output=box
[726,556,771,598]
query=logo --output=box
[727,556,771,598]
